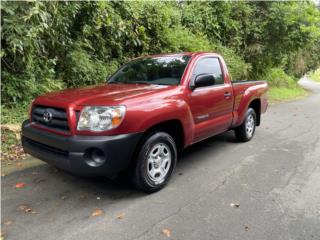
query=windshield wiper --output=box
[108,81,122,84]
[108,81,164,85]
[133,81,153,85]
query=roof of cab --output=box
[132,52,221,60]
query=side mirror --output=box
[191,74,215,89]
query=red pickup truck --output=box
[22,52,268,192]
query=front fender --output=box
[129,99,194,147]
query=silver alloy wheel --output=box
[246,114,255,137]
[147,143,172,184]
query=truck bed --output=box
[231,80,268,121]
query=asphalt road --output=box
[1,78,320,240]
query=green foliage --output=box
[181,1,252,51]
[256,2,320,77]
[1,104,29,125]
[63,44,110,87]
[162,27,213,52]
[215,45,251,80]
[263,68,297,88]
[309,68,320,82]
[1,1,320,115]
[1,1,70,104]
[161,27,249,79]
[1,127,17,153]
[263,67,308,102]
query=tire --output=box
[235,108,256,142]
[131,132,177,193]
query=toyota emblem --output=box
[43,111,53,123]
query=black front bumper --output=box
[21,120,143,177]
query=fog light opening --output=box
[84,148,106,167]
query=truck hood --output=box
[38,83,176,106]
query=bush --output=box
[1,104,29,125]
[1,67,65,106]
[215,45,251,80]
[264,68,297,88]
[309,68,320,82]
[62,44,111,88]
[162,27,250,80]
[162,27,213,52]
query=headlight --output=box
[77,106,126,131]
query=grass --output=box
[263,67,308,103]
[1,128,17,153]
[309,68,320,83]
[1,104,29,125]
[268,86,307,103]
[1,104,29,161]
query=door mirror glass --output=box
[193,74,215,89]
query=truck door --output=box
[188,57,233,142]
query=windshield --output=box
[108,55,190,85]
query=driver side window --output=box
[193,58,224,85]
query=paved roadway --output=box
[1,78,320,240]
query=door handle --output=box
[224,92,232,98]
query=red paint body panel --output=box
[31,52,268,148]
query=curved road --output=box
[2,78,320,240]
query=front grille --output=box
[32,105,69,132]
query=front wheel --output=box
[234,108,256,142]
[131,132,177,193]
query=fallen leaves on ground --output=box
[60,195,67,200]
[15,182,26,188]
[91,209,104,217]
[25,208,32,213]
[1,125,27,161]
[17,204,28,211]
[1,231,5,240]
[116,213,125,219]
[162,228,171,238]
[244,224,250,231]
[1,124,21,139]
[79,193,87,199]
[5,145,27,161]
[230,203,240,208]
[17,204,36,214]
[3,220,13,226]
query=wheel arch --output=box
[140,119,185,152]
[248,98,261,126]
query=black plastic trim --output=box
[21,120,143,177]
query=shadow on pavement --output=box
[3,130,238,197]
[1,130,240,218]
[1,130,240,240]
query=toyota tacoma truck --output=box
[22,52,268,192]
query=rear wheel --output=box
[235,108,256,142]
[131,132,177,193]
